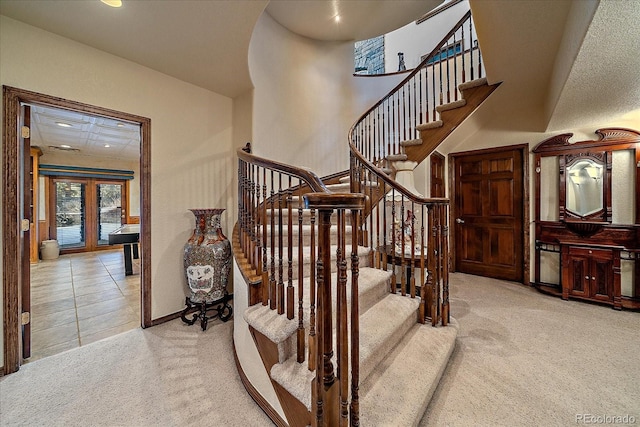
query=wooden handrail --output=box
[237,151,365,426]
[348,11,473,142]
[349,142,449,206]
[237,148,330,193]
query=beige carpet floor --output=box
[0,317,272,427]
[1,273,638,426]
[420,273,640,427]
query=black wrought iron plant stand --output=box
[180,292,233,331]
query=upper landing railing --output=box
[350,11,482,165]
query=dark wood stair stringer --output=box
[403,81,501,164]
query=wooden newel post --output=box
[304,192,366,427]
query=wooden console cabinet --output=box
[533,128,640,310]
[561,244,619,308]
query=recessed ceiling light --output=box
[100,0,122,7]
[104,144,111,148]
[60,144,72,149]
[56,122,73,128]
[334,15,341,23]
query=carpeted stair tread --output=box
[435,99,466,113]
[243,304,297,345]
[270,357,316,411]
[264,244,372,281]
[243,304,297,364]
[358,294,420,385]
[265,208,352,225]
[386,154,408,162]
[359,319,459,427]
[416,120,443,131]
[247,267,392,363]
[271,293,420,410]
[325,182,352,193]
[400,138,423,147]
[289,267,392,318]
[458,77,487,91]
[260,223,352,246]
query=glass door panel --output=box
[55,181,86,248]
[97,183,123,245]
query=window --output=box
[422,41,462,64]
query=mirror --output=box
[565,158,603,217]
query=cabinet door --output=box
[589,255,613,301]
[568,254,589,297]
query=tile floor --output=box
[28,249,141,362]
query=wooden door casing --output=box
[3,86,153,374]
[21,104,32,359]
[452,146,525,282]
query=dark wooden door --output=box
[430,151,445,198]
[453,147,524,281]
[21,104,32,359]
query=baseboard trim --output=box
[149,310,183,326]
[233,338,288,427]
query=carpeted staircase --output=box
[243,189,458,426]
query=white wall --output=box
[384,0,470,72]
[251,13,371,176]
[0,16,236,366]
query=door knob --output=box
[456,218,465,224]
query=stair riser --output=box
[263,250,370,281]
[270,294,421,409]
[359,301,419,385]
[264,210,353,226]
[276,269,393,361]
[262,226,352,247]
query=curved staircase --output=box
[241,202,458,426]
[233,10,497,426]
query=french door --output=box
[50,177,128,252]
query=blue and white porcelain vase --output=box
[183,208,231,303]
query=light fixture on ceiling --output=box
[100,0,122,7]
[104,144,111,148]
[56,122,73,128]
[49,145,80,152]
[334,15,341,23]
[116,123,125,127]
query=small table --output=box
[108,224,140,276]
[378,245,426,293]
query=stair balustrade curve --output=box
[231,10,497,426]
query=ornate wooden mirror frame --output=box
[533,128,639,236]
[532,127,640,310]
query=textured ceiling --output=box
[0,0,439,98]
[471,0,640,131]
[3,0,638,157]
[545,0,640,131]
[29,105,141,162]
[265,0,440,42]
